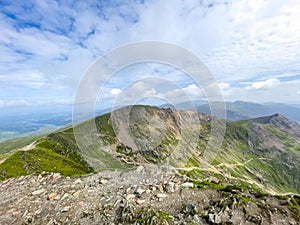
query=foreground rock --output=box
[0,166,299,225]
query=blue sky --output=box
[1,0,300,112]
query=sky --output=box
[1,0,300,114]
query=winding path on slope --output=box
[0,141,36,164]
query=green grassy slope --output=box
[181,119,300,194]
[0,105,299,195]
[0,131,94,180]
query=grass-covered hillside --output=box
[0,105,299,195]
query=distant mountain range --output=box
[160,100,300,123]
[1,100,299,142]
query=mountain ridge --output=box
[0,105,299,196]
[160,100,300,123]
[0,105,300,224]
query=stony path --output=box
[0,141,36,165]
[0,166,299,225]
[20,141,36,151]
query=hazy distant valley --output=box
[2,100,300,142]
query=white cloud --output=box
[0,99,30,108]
[221,79,300,104]
[110,88,122,96]
[182,84,203,98]
[0,71,48,88]
[218,82,230,89]
[0,0,300,106]
[246,78,280,90]
[204,0,300,83]
[144,88,157,96]
[52,99,74,105]
[0,100,4,107]
[117,81,158,101]
[218,82,232,95]
[154,83,205,104]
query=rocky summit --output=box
[0,165,299,225]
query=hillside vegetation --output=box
[0,105,299,196]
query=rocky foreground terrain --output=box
[0,165,299,225]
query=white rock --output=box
[54,195,61,200]
[74,179,83,184]
[125,194,136,201]
[136,199,147,204]
[136,166,144,173]
[53,173,62,180]
[135,188,145,195]
[167,182,175,193]
[99,178,109,184]
[32,189,45,196]
[181,182,194,188]
[61,206,71,212]
[61,193,70,201]
[156,193,168,198]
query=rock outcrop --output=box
[0,166,299,225]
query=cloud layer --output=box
[0,0,300,109]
